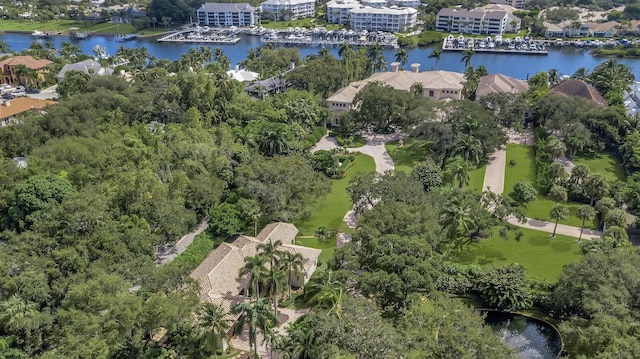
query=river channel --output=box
[3,32,640,79]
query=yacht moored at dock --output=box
[442,35,548,55]
[115,34,137,42]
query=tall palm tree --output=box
[572,67,590,81]
[445,158,471,188]
[576,205,596,242]
[280,251,304,299]
[455,134,482,165]
[438,197,476,253]
[591,59,634,94]
[394,48,408,69]
[460,48,474,68]
[303,270,343,313]
[231,298,277,356]
[338,42,352,58]
[550,204,569,237]
[548,68,560,84]
[198,302,231,358]
[284,322,319,358]
[595,197,616,230]
[428,49,442,70]
[265,267,288,314]
[545,138,566,159]
[258,127,289,156]
[239,254,268,299]
[257,239,284,270]
[584,174,609,206]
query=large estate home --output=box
[0,56,52,86]
[550,79,608,107]
[327,65,465,126]
[475,73,529,99]
[56,59,113,82]
[260,0,316,20]
[0,98,56,127]
[196,3,257,27]
[190,222,320,315]
[436,8,521,35]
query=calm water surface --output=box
[3,32,640,79]
[485,311,563,359]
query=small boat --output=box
[115,34,137,42]
[32,30,50,39]
[487,41,495,48]
[75,32,90,40]
[494,35,503,45]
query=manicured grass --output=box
[572,152,626,182]
[385,138,429,173]
[452,227,581,282]
[84,22,136,34]
[468,164,487,193]
[295,237,336,264]
[505,144,597,229]
[0,19,80,31]
[294,154,376,235]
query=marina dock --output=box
[442,35,548,55]
[157,29,241,44]
[258,27,398,48]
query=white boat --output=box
[115,34,137,42]
[487,42,495,48]
[494,35,503,45]
[508,44,515,50]
[32,30,49,38]
[479,42,486,48]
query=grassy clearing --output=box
[468,164,487,193]
[452,227,581,282]
[295,237,336,264]
[572,152,626,182]
[385,138,429,173]
[294,154,376,236]
[0,19,79,31]
[505,144,598,229]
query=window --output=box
[429,90,434,97]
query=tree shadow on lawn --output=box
[453,246,507,266]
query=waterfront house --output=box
[196,3,257,27]
[475,73,529,99]
[0,56,52,86]
[190,223,320,326]
[550,79,607,107]
[587,21,618,38]
[327,64,465,126]
[245,76,289,98]
[349,5,418,32]
[0,98,56,128]
[260,0,316,20]
[56,59,113,82]
[110,6,146,24]
[436,8,521,35]
[226,65,260,85]
[543,20,590,38]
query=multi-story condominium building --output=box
[326,0,360,24]
[349,6,418,32]
[260,0,315,20]
[196,3,257,27]
[361,0,387,8]
[388,0,421,8]
[490,0,529,9]
[436,8,521,35]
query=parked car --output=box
[2,93,16,99]
[15,86,25,92]
[26,88,40,94]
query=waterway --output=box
[3,32,640,79]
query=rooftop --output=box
[197,2,256,12]
[350,5,418,14]
[0,56,52,70]
[550,78,607,107]
[56,59,113,80]
[476,73,529,98]
[0,97,56,121]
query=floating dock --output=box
[259,28,398,48]
[442,35,548,55]
[157,29,241,44]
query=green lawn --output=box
[294,154,376,235]
[0,19,80,31]
[452,227,581,282]
[386,139,485,193]
[505,144,597,229]
[385,139,429,173]
[572,152,626,182]
[295,237,336,264]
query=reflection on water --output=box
[485,311,562,359]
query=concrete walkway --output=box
[483,129,602,239]
[156,220,209,264]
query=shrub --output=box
[477,264,533,310]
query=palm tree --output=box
[0,41,10,53]
[572,67,590,81]
[12,64,35,86]
[576,205,596,242]
[303,270,344,315]
[460,48,474,68]
[338,42,352,58]
[585,174,609,206]
[280,251,304,299]
[439,196,476,253]
[257,239,284,270]
[395,48,408,69]
[231,298,277,356]
[595,197,616,230]
[428,49,441,70]
[545,137,566,159]
[258,128,289,156]
[445,158,471,188]
[591,59,635,94]
[550,204,569,237]
[239,254,268,299]
[265,267,288,314]
[548,68,560,84]
[284,322,319,358]
[455,134,482,165]
[198,302,231,358]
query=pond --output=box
[484,310,563,359]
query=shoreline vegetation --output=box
[0,19,179,37]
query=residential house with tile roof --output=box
[326,65,465,126]
[476,73,529,99]
[190,222,320,318]
[0,97,56,127]
[0,56,52,86]
[56,59,113,82]
[550,78,607,107]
